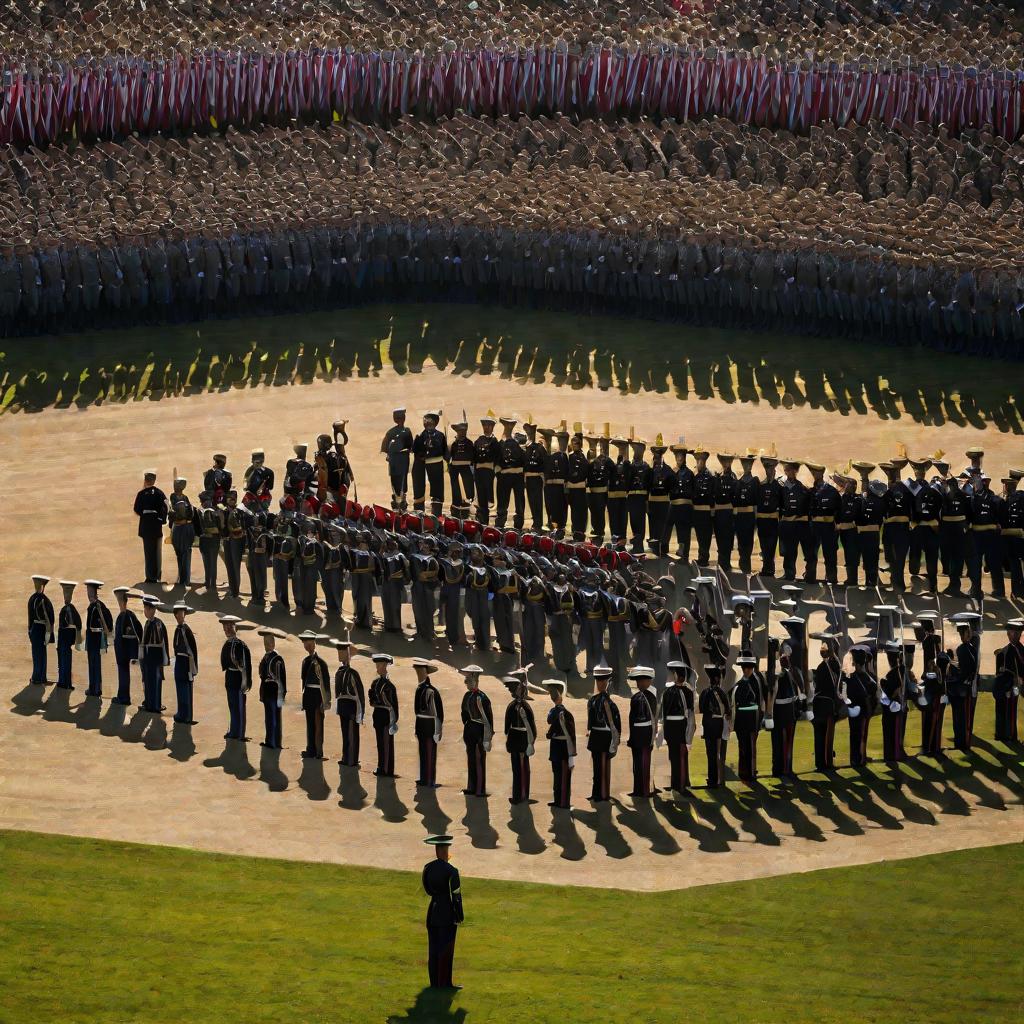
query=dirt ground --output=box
[1,347,1021,890]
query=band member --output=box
[112,586,142,705]
[779,459,810,582]
[993,619,1023,743]
[439,540,466,650]
[756,453,781,576]
[83,580,113,696]
[845,645,878,767]
[968,473,1005,598]
[880,640,910,765]
[140,595,169,713]
[565,430,590,541]
[523,420,547,532]
[168,478,197,586]
[712,452,737,571]
[910,457,943,592]
[812,634,842,771]
[56,581,82,690]
[768,643,803,779]
[220,615,252,741]
[806,461,840,584]
[461,664,494,797]
[495,416,526,530]
[938,464,969,595]
[421,835,464,990]
[380,534,410,633]
[299,631,331,759]
[699,664,730,787]
[734,452,760,574]
[473,412,500,525]
[835,471,861,586]
[243,449,275,508]
[731,655,764,783]
[544,679,576,809]
[881,461,914,591]
[504,679,536,804]
[855,463,885,586]
[412,410,447,517]
[27,574,55,686]
[543,424,570,535]
[627,666,658,798]
[349,531,378,629]
[222,491,248,599]
[666,442,693,559]
[691,446,715,564]
[134,470,168,582]
[919,660,949,758]
[662,661,696,793]
[586,434,615,543]
[947,612,982,750]
[381,408,414,510]
[410,537,440,642]
[203,453,233,504]
[586,666,620,801]
[447,418,475,519]
[197,491,223,592]
[332,638,363,766]
[171,602,198,724]
[414,658,444,788]
[283,444,313,498]
[368,653,398,777]
[627,438,651,554]
[257,629,287,749]
[647,438,674,557]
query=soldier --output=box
[519,565,548,668]
[731,655,765,783]
[699,664,730,788]
[83,580,113,697]
[732,452,760,575]
[294,524,323,616]
[1002,473,1024,600]
[320,522,345,615]
[845,646,878,767]
[855,463,885,587]
[690,446,715,565]
[947,612,981,751]
[461,665,494,797]
[490,549,517,654]
[544,424,570,536]
[204,453,233,506]
[331,638,363,766]
[504,679,537,805]
[919,660,949,759]
[368,653,399,777]
[112,586,142,705]
[140,595,169,714]
[27,575,55,686]
[243,449,275,509]
[413,658,444,788]
[220,615,252,741]
[270,504,298,610]
[421,835,464,990]
[283,444,314,499]
[522,419,547,532]
[134,470,168,583]
[881,462,914,592]
[56,581,82,690]
[222,490,248,599]
[446,418,475,519]
[756,452,781,577]
[968,474,1005,598]
[779,459,810,582]
[412,410,447,517]
[168,478,197,587]
[586,666,620,801]
[539,679,574,810]
[576,571,606,675]
[712,452,738,571]
[257,629,287,749]
[834,470,861,587]
[170,602,199,725]
[662,661,696,794]
[627,438,651,555]
[473,412,500,525]
[661,442,690,560]
[586,433,614,543]
[768,640,803,780]
[993,619,1023,743]
[879,640,910,765]
[564,430,589,541]
[197,491,223,593]
[378,534,409,634]
[299,631,331,760]
[812,634,843,772]
[647,438,674,557]
[909,457,943,592]
[806,462,840,584]
[938,465,969,595]
[410,536,441,642]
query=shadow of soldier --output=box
[386,986,467,1024]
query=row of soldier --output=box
[25,575,1024,804]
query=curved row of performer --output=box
[24,574,1024,803]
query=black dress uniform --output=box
[691,464,716,565]
[661,682,695,791]
[812,656,842,770]
[698,680,729,787]
[85,598,114,697]
[504,695,537,803]
[414,676,445,787]
[587,450,615,542]
[544,443,570,534]
[258,648,286,748]
[523,434,547,531]
[857,485,886,586]
[586,689,621,800]
[495,435,526,530]
[382,421,414,509]
[940,482,969,594]
[920,667,948,757]
[756,471,781,576]
[172,620,198,724]
[547,702,577,808]
[447,433,475,519]
[1003,487,1024,599]
[837,487,862,586]
[647,457,675,557]
[412,424,447,517]
[667,457,694,559]
[779,477,810,581]
[566,445,590,541]
[133,483,168,582]
[473,429,500,524]
[883,481,914,591]
[369,671,399,776]
[221,634,252,740]
[461,687,494,796]
[608,450,632,541]
[949,631,981,750]
[808,478,841,583]
[628,450,652,554]
[731,671,763,782]
[300,650,331,758]
[845,666,878,766]
[770,664,801,777]
[422,851,464,988]
[880,659,908,764]
[993,632,1023,742]
[334,663,364,766]
[732,470,759,574]
[627,686,658,798]
[969,486,1005,597]
[712,468,737,571]
[912,482,944,591]
[56,600,81,690]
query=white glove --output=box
[890,702,902,713]
[940,695,948,705]
[917,696,928,706]
[763,717,774,730]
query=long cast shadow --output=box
[573,799,633,859]
[202,740,257,781]
[374,775,409,823]
[506,802,547,855]
[548,808,587,861]
[461,796,499,850]
[386,987,467,1024]
[414,787,451,836]
[167,721,197,763]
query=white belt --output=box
[592,725,611,731]
[416,714,435,719]
[665,715,687,721]
[511,726,528,731]
[774,696,796,704]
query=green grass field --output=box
[1,830,1020,1024]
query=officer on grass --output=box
[422,834,464,990]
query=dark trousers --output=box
[475,468,495,523]
[648,499,669,556]
[704,735,725,786]
[839,527,860,585]
[544,482,567,534]
[115,658,133,704]
[142,533,162,581]
[225,685,246,739]
[734,512,756,573]
[885,522,911,590]
[630,743,653,797]
[304,704,325,758]
[418,732,438,785]
[813,714,836,770]
[412,459,444,517]
[495,472,525,530]
[848,714,869,766]
[770,720,797,776]
[608,495,629,542]
[628,494,647,551]
[859,528,880,585]
[713,509,735,570]
[994,693,1019,742]
[939,524,967,590]
[339,715,360,765]
[263,700,282,748]
[199,537,220,590]
[510,751,531,802]
[668,502,692,559]
[551,757,572,808]
[86,644,103,695]
[273,559,291,608]
[969,529,1004,596]
[736,729,758,781]
[588,489,608,541]
[921,702,945,756]
[173,658,194,723]
[525,474,545,531]
[809,523,839,583]
[693,508,713,564]
[465,741,487,795]
[448,464,474,517]
[780,519,808,580]
[666,739,690,791]
[950,693,973,750]
[590,749,612,800]
[389,464,409,509]
[29,623,49,683]
[427,924,457,988]
[912,524,940,587]
[374,724,395,775]
[141,655,162,712]
[57,641,74,689]
[757,516,779,576]
[882,710,905,762]
[567,487,588,540]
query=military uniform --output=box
[410,548,440,642]
[544,434,570,535]
[698,675,730,787]
[769,662,801,778]
[258,643,287,749]
[912,476,944,591]
[523,427,547,532]
[667,449,694,559]
[807,471,841,584]
[883,475,914,591]
[586,446,615,543]
[879,648,909,764]
[661,671,696,791]
[198,501,224,592]
[421,840,464,989]
[779,471,810,581]
[812,655,842,771]
[84,589,114,697]
[112,592,142,704]
[647,450,675,557]
[628,446,651,554]
[300,643,331,759]
[586,683,621,801]
[993,626,1023,743]
[56,588,82,690]
[845,661,878,767]
[414,669,444,787]
[712,461,737,571]
[461,686,494,796]
[473,421,500,524]
[733,463,760,574]
[857,480,886,586]
[168,487,197,586]
[369,659,399,776]
[382,416,414,509]
[221,628,252,740]
[836,483,862,586]
[172,611,199,724]
[412,420,447,517]
[691,458,716,564]
[755,465,781,576]
[447,429,476,519]
[334,657,364,765]
[504,693,537,804]
[270,526,297,610]
[223,497,249,599]
[608,443,632,542]
[566,440,590,541]
[140,602,169,713]
[969,485,1005,597]
[495,430,526,530]
[134,480,168,582]
[731,664,763,782]
[547,693,576,809]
